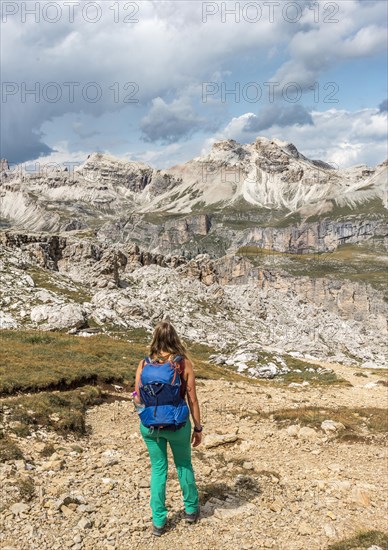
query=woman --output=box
[134,320,202,536]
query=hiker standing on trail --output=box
[134,320,202,536]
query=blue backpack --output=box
[138,355,189,430]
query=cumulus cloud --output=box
[3,136,54,166]
[270,2,387,93]
[2,0,387,164]
[245,105,313,132]
[1,101,55,163]
[140,97,206,143]
[2,0,291,162]
[21,141,93,172]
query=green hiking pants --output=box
[140,419,199,527]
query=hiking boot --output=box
[185,508,200,523]
[152,524,165,536]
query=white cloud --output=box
[342,25,387,58]
[22,141,91,171]
[140,97,206,143]
[2,0,387,164]
[127,143,183,166]
[271,1,387,91]
[245,104,313,131]
[219,112,257,140]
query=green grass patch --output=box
[142,211,184,226]
[172,197,294,231]
[281,356,350,386]
[270,212,303,228]
[0,329,146,395]
[267,405,388,442]
[0,330,260,441]
[0,329,256,397]
[327,529,388,550]
[307,197,388,223]
[1,386,103,436]
[0,434,24,462]
[28,267,92,304]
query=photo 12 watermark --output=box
[202,2,340,24]
[1,1,140,24]
[1,81,140,104]
[202,81,340,104]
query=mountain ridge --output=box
[1,137,386,242]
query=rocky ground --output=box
[1,360,387,550]
[1,233,387,371]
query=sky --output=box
[1,0,387,170]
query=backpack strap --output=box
[171,356,181,385]
[180,357,187,398]
[171,356,187,397]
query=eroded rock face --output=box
[177,254,258,286]
[0,232,187,288]
[256,269,387,326]
[234,219,387,254]
[0,233,67,269]
[164,214,211,244]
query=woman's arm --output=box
[184,358,202,447]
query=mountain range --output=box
[1,137,386,258]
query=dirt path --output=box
[1,359,387,550]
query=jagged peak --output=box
[252,136,304,158]
[211,139,238,151]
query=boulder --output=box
[0,311,18,329]
[30,303,86,329]
[321,420,345,434]
[204,433,238,449]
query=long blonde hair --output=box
[149,320,187,359]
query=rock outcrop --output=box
[233,218,387,254]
